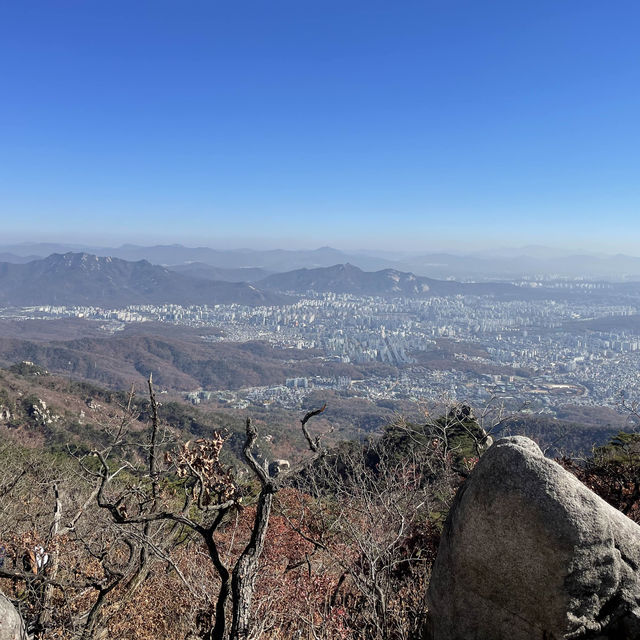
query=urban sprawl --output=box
[5,291,640,415]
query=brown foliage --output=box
[560,456,640,524]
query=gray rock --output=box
[0,591,25,640]
[268,459,290,477]
[426,436,640,640]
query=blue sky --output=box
[1,1,639,252]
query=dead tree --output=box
[93,377,326,640]
[229,404,327,639]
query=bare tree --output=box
[91,376,326,640]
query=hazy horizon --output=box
[1,236,640,261]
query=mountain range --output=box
[0,253,525,307]
[0,243,397,272]
[3,242,640,280]
[260,263,517,297]
[0,253,286,307]
[1,252,639,309]
[257,263,623,300]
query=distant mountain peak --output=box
[260,263,436,297]
[259,263,526,299]
[0,253,287,306]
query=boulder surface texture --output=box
[0,591,25,640]
[426,436,640,640]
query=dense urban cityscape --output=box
[6,286,640,416]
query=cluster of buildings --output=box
[6,289,640,415]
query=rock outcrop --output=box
[426,436,640,640]
[268,458,291,477]
[0,591,25,640]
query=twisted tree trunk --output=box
[229,488,273,640]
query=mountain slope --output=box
[0,253,286,306]
[0,331,391,391]
[259,263,520,297]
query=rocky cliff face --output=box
[426,436,640,640]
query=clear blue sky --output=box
[1,1,639,252]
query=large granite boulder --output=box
[0,591,25,640]
[426,436,640,639]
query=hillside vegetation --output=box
[1,365,639,640]
[0,326,393,391]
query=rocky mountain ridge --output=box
[0,253,286,307]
